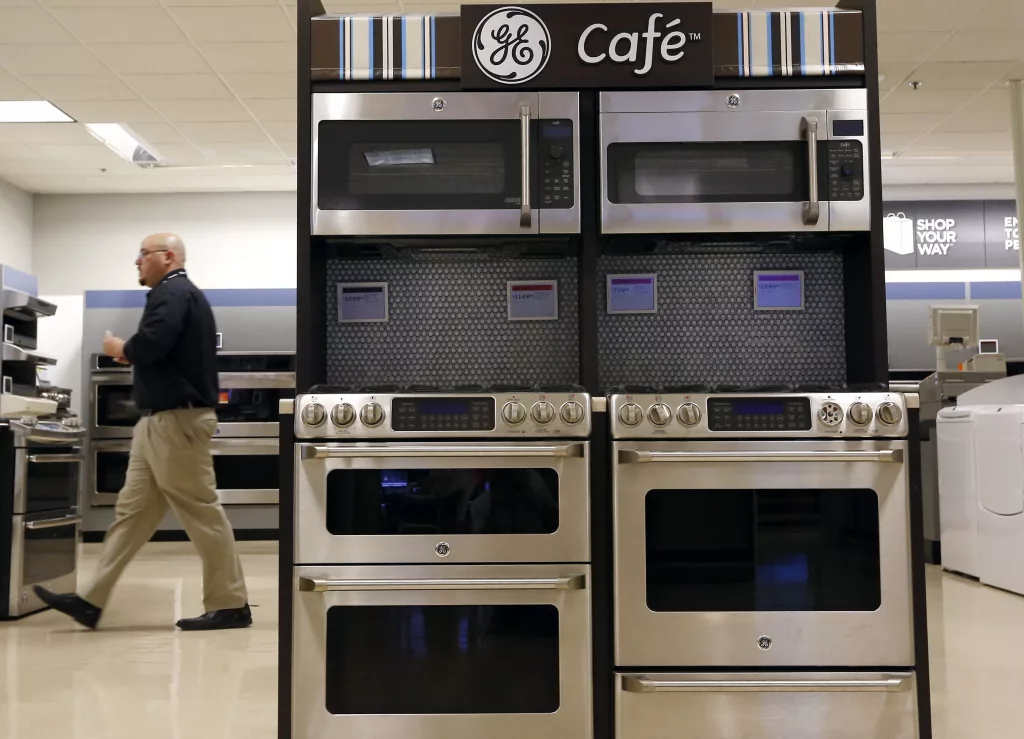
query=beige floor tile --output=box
[3,547,1024,738]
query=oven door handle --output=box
[27,453,84,464]
[300,443,584,460]
[520,103,532,228]
[299,574,585,592]
[618,449,904,464]
[25,514,82,530]
[802,115,820,225]
[622,675,912,693]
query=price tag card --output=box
[507,280,558,321]
[337,282,389,323]
[754,271,804,311]
[607,274,657,314]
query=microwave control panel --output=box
[824,139,864,201]
[540,120,574,209]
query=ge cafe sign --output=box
[462,3,715,89]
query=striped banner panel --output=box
[311,14,460,81]
[312,10,864,82]
[715,9,865,78]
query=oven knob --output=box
[561,401,585,425]
[841,163,855,177]
[876,401,903,427]
[848,402,872,426]
[301,403,326,427]
[817,401,844,427]
[677,402,702,427]
[531,401,555,424]
[502,401,527,426]
[331,403,356,427]
[549,145,564,160]
[648,403,672,426]
[619,403,643,426]
[360,402,385,427]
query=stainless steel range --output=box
[610,384,917,739]
[292,384,593,739]
[1,415,86,618]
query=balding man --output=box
[36,233,250,631]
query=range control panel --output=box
[708,397,812,432]
[539,119,574,209]
[824,140,864,201]
[393,397,495,432]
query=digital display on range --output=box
[392,397,495,432]
[708,397,812,432]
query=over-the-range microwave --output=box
[312,92,581,236]
[599,89,870,234]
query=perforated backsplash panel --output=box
[326,257,579,388]
[597,252,846,389]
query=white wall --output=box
[883,183,1017,201]
[31,191,296,413]
[0,178,33,273]
[32,191,296,293]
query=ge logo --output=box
[757,635,772,651]
[435,542,451,558]
[472,6,551,85]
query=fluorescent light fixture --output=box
[85,123,162,167]
[0,100,73,123]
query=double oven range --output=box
[88,351,295,507]
[293,385,592,739]
[1,416,86,618]
[608,385,917,739]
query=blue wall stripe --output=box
[766,13,772,76]
[970,281,1023,300]
[86,288,297,309]
[799,13,806,76]
[886,282,966,300]
[829,10,835,70]
[736,15,743,76]
[1,265,38,296]
[338,16,345,80]
[401,16,406,78]
[431,15,436,78]
[368,16,374,80]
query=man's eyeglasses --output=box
[137,248,168,260]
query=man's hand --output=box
[103,330,126,359]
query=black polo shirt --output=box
[123,269,219,413]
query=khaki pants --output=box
[82,408,248,612]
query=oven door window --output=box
[317,120,524,211]
[215,389,280,423]
[213,454,278,491]
[23,514,77,584]
[95,385,141,427]
[326,605,559,714]
[95,451,129,494]
[325,468,559,536]
[607,142,808,204]
[24,451,81,513]
[645,489,881,612]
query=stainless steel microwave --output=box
[599,89,870,234]
[312,92,580,236]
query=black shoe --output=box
[33,587,102,629]
[176,604,252,631]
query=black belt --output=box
[140,402,205,416]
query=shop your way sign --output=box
[461,3,714,89]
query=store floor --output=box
[1,544,1022,739]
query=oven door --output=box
[215,373,293,438]
[293,564,592,739]
[8,508,80,617]
[612,440,912,667]
[615,671,918,739]
[14,447,83,515]
[91,438,279,506]
[90,374,141,438]
[599,90,869,234]
[312,92,580,236]
[295,441,589,564]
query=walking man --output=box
[35,233,251,631]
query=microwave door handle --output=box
[520,104,531,228]
[300,443,584,460]
[801,116,820,225]
[299,575,585,592]
[618,449,903,464]
[622,675,911,693]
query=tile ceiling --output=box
[0,0,1020,193]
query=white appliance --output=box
[936,407,980,577]
[975,406,1024,595]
